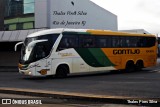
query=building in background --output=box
[3,0,35,31]
[35,0,117,31]
[1,0,118,31]
[0,0,118,67]
[0,0,5,30]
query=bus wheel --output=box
[125,61,135,72]
[136,60,144,71]
[56,65,69,78]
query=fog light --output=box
[24,70,31,75]
[28,71,32,75]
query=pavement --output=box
[0,87,159,107]
[0,59,160,106]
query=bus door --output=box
[46,59,52,75]
[34,41,52,76]
[35,59,47,76]
[35,58,52,76]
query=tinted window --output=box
[136,37,144,47]
[96,36,111,48]
[20,34,59,64]
[80,35,95,48]
[126,37,138,47]
[23,0,35,14]
[146,37,156,47]
[112,36,120,47]
[57,34,78,51]
[37,34,59,56]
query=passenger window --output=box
[96,36,111,48]
[79,35,95,48]
[112,37,119,47]
[137,37,146,47]
[119,37,126,47]
[98,38,107,47]
[57,35,78,51]
[146,37,156,47]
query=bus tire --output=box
[56,64,69,78]
[125,61,135,72]
[136,60,144,71]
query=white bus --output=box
[16,28,157,77]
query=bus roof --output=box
[87,30,155,37]
[27,28,87,38]
[27,28,155,38]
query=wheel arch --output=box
[126,60,135,66]
[125,60,135,72]
[136,59,144,68]
[56,63,70,74]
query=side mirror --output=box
[15,42,23,51]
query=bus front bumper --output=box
[19,69,32,76]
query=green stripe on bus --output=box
[77,32,91,35]
[88,48,115,67]
[75,48,115,67]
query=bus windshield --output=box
[20,34,59,64]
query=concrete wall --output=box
[0,0,118,68]
[35,0,48,28]
[35,0,117,31]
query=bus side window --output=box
[97,38,107,47]
[126,37,138,47]
[112,37,119,47]
[119,37,126,47]
[57,35,78,51]
[126,38,130,47]
[80,35,95,48]
[137,37,146,47]
[35,45,46,60]
[96,36,111,48]
[146,37,156,47]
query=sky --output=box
[91,0,160,34]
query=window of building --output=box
[4,0,35,17]
[23,22,34,29]
[5,0,23,17]
[23,0,35,14]
[17,23,23,30]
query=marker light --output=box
[18,63,23,69]
[39,69,47,75]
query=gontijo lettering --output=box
[113,49,140,55]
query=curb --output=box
[0,87,160,106]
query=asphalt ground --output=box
[0,59,160,106]
[0,93,150,107]
[0,71,160,106]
